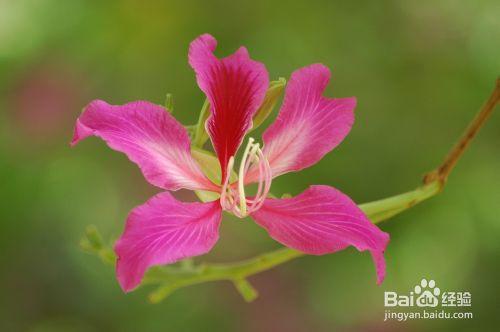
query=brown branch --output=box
[424,78,500,184]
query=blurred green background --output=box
[0,0,498,331]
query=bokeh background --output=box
[1,0,499,331]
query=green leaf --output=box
[251,77,286,131]
[164,93,173,113]
[191,147,237,202]
[192,99,210,148]
[191,147,223,184]
[194,190,220,203]
[80,225,116,265]
[185,125,196,141]
[83,225,104,250]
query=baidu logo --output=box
[414,278,440,307]
[383,278,473,321]
[384,278,471,308]
[385,278,440,307]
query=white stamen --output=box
[220,156,234,210]
[237,138,255,216]
[249,148,271,213]
[221,137,272,218]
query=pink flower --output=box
[72,34,389,292]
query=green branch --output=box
[81,79,499,303]
[81,181,441,303]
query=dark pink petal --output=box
[115,192,222,292]
[72,100,217,191]
[257,64,356,180]
[251,185,389,284]
[189,34,269,181]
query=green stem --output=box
[143,181,442,303]
[146,248,301,303]
[82,180,444,303]
[359,181,442,223]
[233,279,259,302]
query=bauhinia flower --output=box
[72,34,389,292]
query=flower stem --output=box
[359,181,442,224]
[81,79,499,303]
[144,247,303,303]
[423,78,500,184]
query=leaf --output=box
[191,148,223,184]
[80,225,116,265]
[251,77,286,131]
[191,147,237,202]
[192,99,210,148]
[164,93,174,113]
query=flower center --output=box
[220,137,272,218]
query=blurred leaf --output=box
[164,93,173,113]
[191,147,223,184]
[80,225,116,265]
[191,147,238,202]
[192,99,210,148]
[185,124,196,141]
[191,147,237,181]
[251,77,286,130]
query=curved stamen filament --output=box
[248,148,271,213]
[221,137,272,218]
[220,156,235,211]
[238,138,255,216]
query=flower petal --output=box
[189,34,269,181]
[114,192,222,292]
[251,185,389,284]
[257,64,356,180]
[72,100,217,191]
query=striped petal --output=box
[72,100,217,191]
[248,64,355,182]
[115,192,222,291]
[251,185,389,284]
[189,34,269,181]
